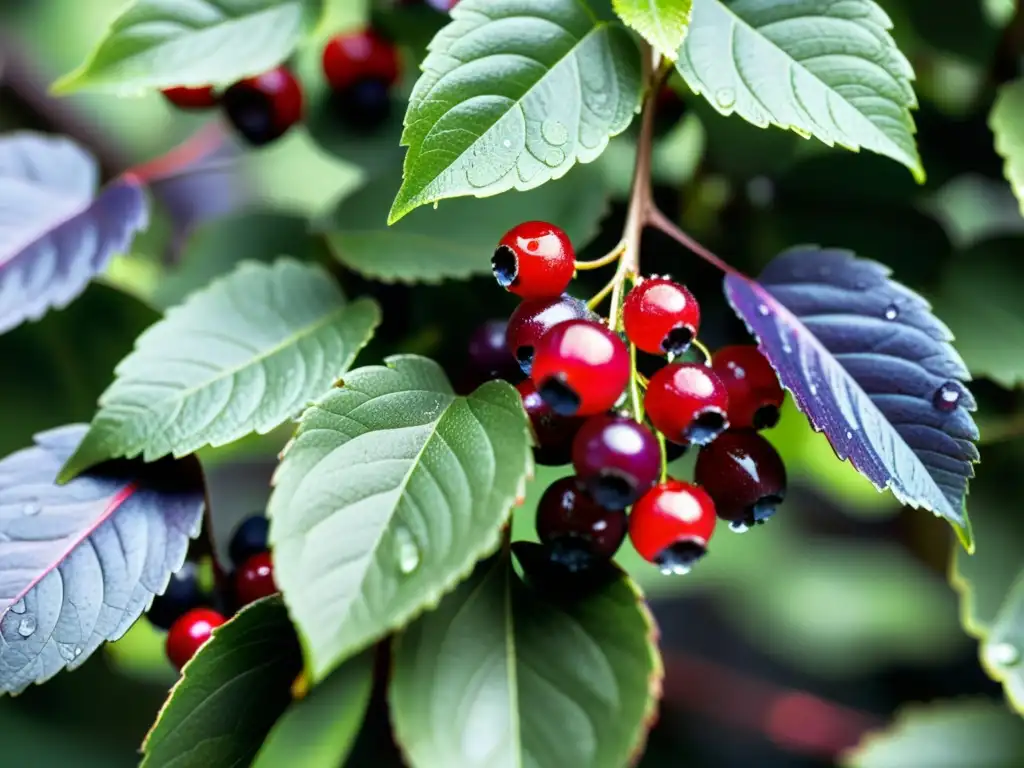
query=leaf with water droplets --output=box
[0,425,205,695]
[724,247,979,545]
[387,0,642,223]
[268,355,533,681]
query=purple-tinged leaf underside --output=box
[0,425,205,695]
[0,132,149,335]
[724,248,979,547]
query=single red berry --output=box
[531,319,630,417]
[572,415,660,509]
[465,320,521,388]
[506,294,596,374]
[623,278,700,356]
[694,430,787,530]
[516,379,584,465]
[711,346,784,430]
[162,85,218,110]
[629,480,717,574]
[536,477,627,571]
[645,363,729,446]
[235,552,279,607]
[166,608,226,670]
[322,29,401,92]
[222,66,304,147]
[492,221,575,299]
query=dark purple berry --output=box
[147,561,208,630]
[571,416,660,509]
[229,515,270,568]
[466,320,521,385]
[535,477,627,571]
[694,430,787,527]
[516,380,584,465]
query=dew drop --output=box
[809,384,818,397]
[727,361,746,379]
[989,642,1021,667]
[757,304,770,316]
[729,521,749,534]
[502,139,512,148]
[541,119,568,147]
[543,148,565,167]
[781,342,793,354]
[659,563,692,576]
[394,527,420,575]
[714,87,737,109]
[846,430,853,439]
[933,382,961,412]
[883,304,899,321]
[17,616,36,637]
[58,643,77,662]
[74,646,82,658]
[10,599,25,614]
[22,502,40,516]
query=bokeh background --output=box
[2,0,1024,765]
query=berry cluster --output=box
[160,28,402,145]
[472,221,788,576]
[148,515,278,670]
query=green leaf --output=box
[268,355,533,682]
[842,699,1024,767]
[58,258,380,482]
[991,78,1024,218]
[676,0,924,182]
[318,163,610,283]
[141,598,302,768]
[252,650,375,768]
[390,554,661,768]
[612,0,692,59]
[52,0,323,94]
[387,0,642,224]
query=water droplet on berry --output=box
[729,521,749,534]
[933,382,961,412]
[659,563,692,576]
[17,616,36,637]
[22,503,40,516]
[727,361,746,379]
[884,304,899,320]
[714,87,737,108]
[541,119,568,146]
[988,642,1021,667]
[10,599,26,614]
[394,527,420,575]
[757,304,769,316]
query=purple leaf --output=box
[0,132,149,335]
[724,248,979,542]
[0,425,204,694]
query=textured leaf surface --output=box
[268,355,533,681]
[725,248,979,542]
[53,0,323,93]
[991,78,1024,217]
[0,133,148,336]
[388,0,642,223]
[676,0,924,181]
[612,0,692,59]
[141,598,302,768]
[0,425,204,695]
[320,163,609,283]
[391,554,661,768]
[59,258,380,482]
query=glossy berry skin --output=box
[492,221,575,300]
[694,430,787,527]
[572,415,660,509]
[536,477,627,571]
[329,78,393,131]
[711,346,785,430]
[166,608,226,670]
[645,363,729,446]
[162,85,218,109]
[222,67,303,146]
[229,515,270,568]
[516,379,584,465]
[466,320,521,386]
[623,278,700,356]
[629,480,717,574]
[531,319,630,417]
[323,30,401,92]
[235,552,279,607]
[506,294,595,375]
[147,562,207,630]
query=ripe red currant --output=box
[644,363,729,445]
[711,346,784,430]
[464,320,521,389]
[572,415,660,509]
[235,552,278,607]
[161,85,218,110]
[694,430,787,529]
[531,319,630,416]
[506,294,596,374]
[322,29,401,92]
[623,278,700,356]
[629,480,717,574]
[516,379,584,465]
[222,66,304,147]
[166,608,226,670]
[492,221,575,299]
[229,515,270,568]
[536,477,627,571]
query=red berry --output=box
[222,67,304,147]
[572,415,660,509]
[166,608,226,670]
[531,319,630,417]
[711,346,784,430]
[516,379,584,465]
[644,363,729,446]
[493,221,575,299]
[322,29,401,92]
[694,430,787,529]
[506,294,596,374]
[629,480,717,574]
[162,85,218,109]
[536,477,627,570]
[623,278,700,356]
[235,552,279,607]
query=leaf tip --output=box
[49,71,82,96]
[953,517,975,554]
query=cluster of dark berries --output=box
[471,221,788,575]
[160,28,402,145]
[147,515,278,670]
